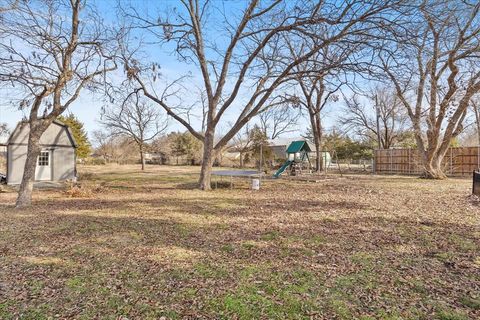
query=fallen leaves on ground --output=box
[0,165,479,319]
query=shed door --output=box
[35,150,52,181]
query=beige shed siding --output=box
[52,147,75,181]
[7,144,27,184]
[7,121,76,185]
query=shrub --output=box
[63,181,106,198]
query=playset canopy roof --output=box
[286,141,311,154]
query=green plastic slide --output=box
[273,160,292,178]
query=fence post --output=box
[407,148,411,175]
[390,149,393,174]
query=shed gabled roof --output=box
[286,140,311,153]
[7,119,77,148]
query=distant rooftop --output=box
[268,136,306,146]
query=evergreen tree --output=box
[169,132,202,165]
[323,129,373,160]
[57,114,91,159]
[249,125,272,167]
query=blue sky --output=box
[0,0,343,144]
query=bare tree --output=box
[282,21,371,173]
[230,124,253,168]
[472,96,480,145]
[92,132,139,165]
[341,87,409,149]
[121,0,401,189]
[293,75,341,172]
[0,0,117,207]
[0,0,18,13]
[92,129,112,162]
[100,92,168,170]
[379,0,480,179]
[259,104,300,140]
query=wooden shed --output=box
[6,120,77,185]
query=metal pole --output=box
[408,148,411,175]
[390,149,393,174]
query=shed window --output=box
[38,151,49,166]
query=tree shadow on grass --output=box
[2,194,477,259]
[1,179,477,275]
[1,200,479,319]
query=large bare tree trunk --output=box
[473,101,480,145]
[199,129,215,190]
[422,153,447,179]
[15,124,44,208]
[316,131,323,172]
[139,144,145,170]
[420,138,450,179]
[310,112,323,172]
[476,118,480,146]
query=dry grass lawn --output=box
[0,164,479,319]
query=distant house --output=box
[144,152,167,164]
[5,120,77,185]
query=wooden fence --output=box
[374,147,480,176]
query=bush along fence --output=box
[373,147,480,176]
